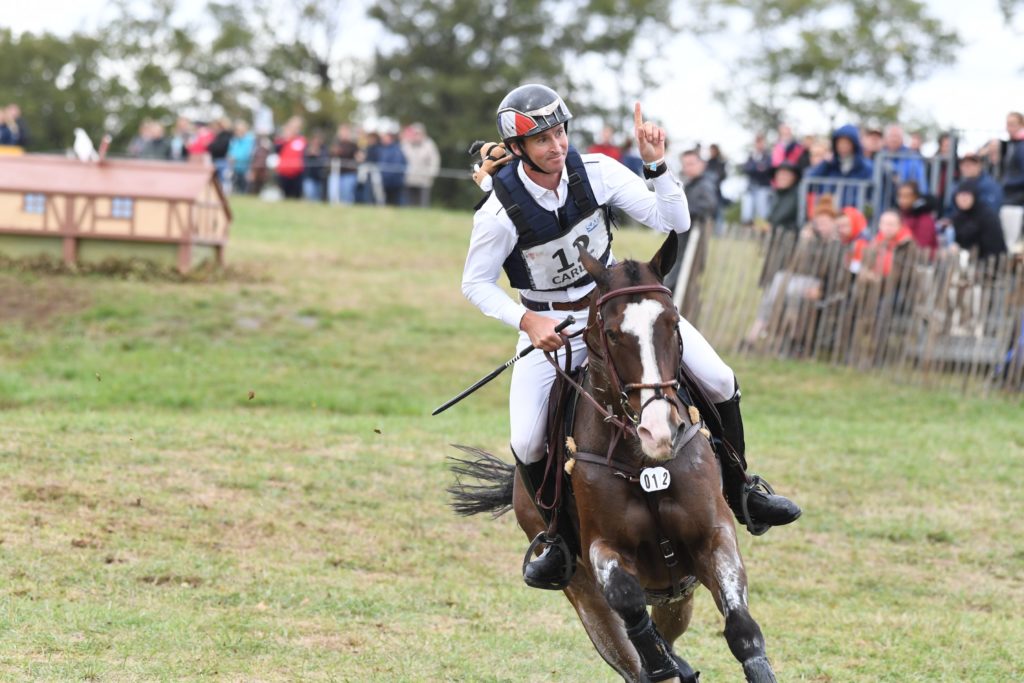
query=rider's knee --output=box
[705,370,736,404]
[510,433,545,465]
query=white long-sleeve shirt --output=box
[461,153,691,328]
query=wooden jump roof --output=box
[0,154,231,218]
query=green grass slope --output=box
[0,197,1020,681]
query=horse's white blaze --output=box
[590,545,619,587]
[621,299,673,459]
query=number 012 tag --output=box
[639,466,671,492]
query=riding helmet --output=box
[496,84,572,146]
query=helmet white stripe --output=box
[526,97,566,117]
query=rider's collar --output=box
[517,158,569,201]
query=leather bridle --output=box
[590,284,684,426]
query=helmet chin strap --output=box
[509,123,570,176]
[513,142,558,175]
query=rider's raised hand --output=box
[634,102,666,163]
[519,311,566,352]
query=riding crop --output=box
[431,315,575,415]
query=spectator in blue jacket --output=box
[880,124,929,205]
[1,104,28,147]
[807,123,874,209]
[954,153,1003,214]
[227,120,256,194]
[619,140,644,177]
[740,133,773,224]
[377,131,407,206]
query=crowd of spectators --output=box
[732,114,1024,354]
[719,111,1024,263]
[10,95,1022,239]
[124,113,442,208]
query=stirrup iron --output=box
[522,532,574,590]
[739,475,774,537]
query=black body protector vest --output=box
[491,147,613,292]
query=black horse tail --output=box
[447,445,515,518]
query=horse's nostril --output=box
[639,426,672,449]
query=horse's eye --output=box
[605,329,619,344]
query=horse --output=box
[449,233,778,683]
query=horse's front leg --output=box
[512,475,644,682]
[589,540,694,683]
[694,524,777,683]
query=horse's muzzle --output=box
[637,400,682,461]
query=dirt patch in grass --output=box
[139,574,204,588]
[20,484,95,507]
[0,277,91,328]
[0,254,269,284]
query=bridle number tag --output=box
[640,467,671,492]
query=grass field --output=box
[0,197,1021,682]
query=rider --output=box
[461,84,801,589]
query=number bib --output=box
[639,467,671,492]
[517,208,611,291]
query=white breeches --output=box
[509,310,735,465]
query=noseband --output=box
[591,284,683,425]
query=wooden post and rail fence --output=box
[674,222,1024,396]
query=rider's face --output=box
[519,124,569,173]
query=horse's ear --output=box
[650,231,678,279]
[578,244,610,289]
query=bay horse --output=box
[449,233,778,682]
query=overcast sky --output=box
[6,0,1023,160]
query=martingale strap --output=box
[645,489,685,601]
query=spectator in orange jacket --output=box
[838,206,868,246]
[855,210,914,280]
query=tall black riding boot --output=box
[714,389,801,535]
[515,457,576,590]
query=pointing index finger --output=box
[634,102,643,131]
